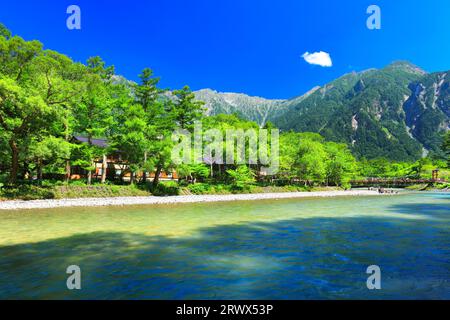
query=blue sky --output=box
[1,0,449,99]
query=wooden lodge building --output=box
[71,136,178,182]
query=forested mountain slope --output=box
[272,62,449,160]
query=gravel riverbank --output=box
[0,190,387,210]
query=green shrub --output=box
[187,183,212,195]
[151,181,180,196]
[0,185,55,200]
[41,179,66,187]
[0,174,7,185]
[68,180,87,186]
[226,166,256,191]
[211,184,231,194]
[54,184,151,198]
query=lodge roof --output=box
[73,136,108,148]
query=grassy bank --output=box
[179,183,342,195]
[0,184,151,201]
[405,182,450,191]
[0,180,346,201]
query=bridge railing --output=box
[350,178,447,186]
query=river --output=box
[0,192,448,299]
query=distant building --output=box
[70,136,178,182]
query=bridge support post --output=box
[432,169,439,181]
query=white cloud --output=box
[301,51,332,67]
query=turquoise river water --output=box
[0,192,449,299]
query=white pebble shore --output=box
[0,190,387,210]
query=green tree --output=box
[171,86,205,130]
[279,132,300,179]
[28,136,71,182]
[0,33,86,184]
[279,132,327,185]
[135,68,160,113]
[227,165,256,190]
[202,114,260,178]
[443,132,450,167]
[38,50,87,181]
[75,57,115,184]
[112,103,148,184]
[134,68,162,182]
[0,35,55,184]
[150,86,204,188]
[0,23,12,39]
[295,138,327,185]
[177,163,210,183]
[324,142,356,188]
[0,77,47,183]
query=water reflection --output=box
[0,193,449,299]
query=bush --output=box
[0,185,55,200]
[211,184,231,194]
[68,180,88,186]
[53,184,150,198]
[226,166,256,191]
[0,173,7,185]
[151,181,180,196]
[41,179,66,187]
[187,183,212,195]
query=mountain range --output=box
[194,62,449,161]
[194,89,285,127]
